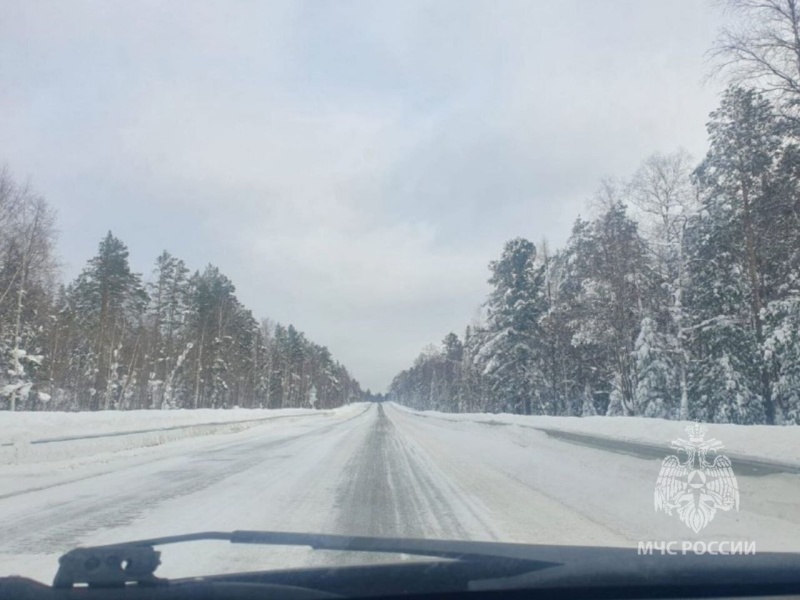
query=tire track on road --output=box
[0,406,373,554]
[334,404,495,543]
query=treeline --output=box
[389,1,800,425]
[390,90,800,424]
[0,186,362,411]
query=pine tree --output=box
[439,332,463,410]
[684,200,766,424]
[694,86,783,423]
[762,141,800,422]
[460,323,487,413]
[186,266,237,408]
[537,240,576,415]
[559,202,652,417]
[635,316,679,418]
[70,232,148,410]
[479,238,547,414]
[147,251,190,408]
[764,295,800,423]
[554,218,612,413]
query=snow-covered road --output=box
[2,403,799,583]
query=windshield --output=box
[1,0,799,591]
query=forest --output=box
[0,197,362,411]
[388,1,800,425]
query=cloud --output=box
[0,0,725,389]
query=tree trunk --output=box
[193,329,205,409]
[740,179,773,423]
[9,264,28,412]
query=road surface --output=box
[1,403,799,582]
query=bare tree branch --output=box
[712,0,800,113]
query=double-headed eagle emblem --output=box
[654,423,739,533]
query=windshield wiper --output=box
[53,530,561,589]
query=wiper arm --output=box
[54,530,560,589]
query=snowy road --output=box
[2,403,799,583]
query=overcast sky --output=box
[1,1,727,392]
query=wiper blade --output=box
[54,530,561,589]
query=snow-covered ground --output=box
[0,406,344,442]
[0,402,798,585]
[0,406,351,466]
[393,405,800,466]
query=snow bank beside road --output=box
[0,404,365,465]
[390,403,800,466]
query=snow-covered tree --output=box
[684,199,766,424]
[694,86,783,422]
[629,150,698,419]
[634,316,679,418]
[0,169,57,410]
[479,238,547,415]
[67,232,148,410]
[764,295,800,423]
